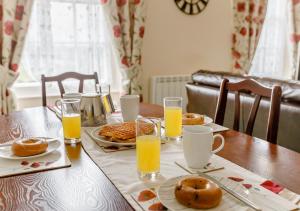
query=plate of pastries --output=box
[91,121,155,146]
[157,175,248,210]
[0,137,61,160]
[182,113,213,125]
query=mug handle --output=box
[212,134,225,154]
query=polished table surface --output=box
[0,103,299,210]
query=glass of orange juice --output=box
[60,98,81,144]
[136,117,161,181]
[164,97,182,141]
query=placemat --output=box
[175,159,224,173]
[0,140,71,178]
[81,128,299,211]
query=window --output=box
[250,0,295,79]
[18,0,121,92]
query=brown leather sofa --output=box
[186,70,300,153]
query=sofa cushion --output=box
[191,70,300,105]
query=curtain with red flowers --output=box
[232,0,267,74]
[0,0,33,114]
[291,0,300,78]
[100,0,146,94]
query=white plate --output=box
[202,116,213,125]
[157,175,298,211]
[0,139,61,160]
[90,127,136,146]
[157,175,250,211]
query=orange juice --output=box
[62,113,81,139]
[164,106,182,138]
[136,135,160,173]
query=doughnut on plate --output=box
[162,116,213,128]
[0,138,60,160]
[157,175,249,211]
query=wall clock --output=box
[174,0,209,15]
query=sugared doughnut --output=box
[12,138,48,157]
[174,176,222,209]
[182,113,204,125]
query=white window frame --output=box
[14,0,122,101]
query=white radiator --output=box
[150,75,191,111]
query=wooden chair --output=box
[214,78,282,144]
[41,72,99,106]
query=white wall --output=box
[142,0,233,101]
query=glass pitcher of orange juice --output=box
[59,98,81,144]
[136,117,161,181]
[164,97,182,141]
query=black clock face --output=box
[174,0,209,15]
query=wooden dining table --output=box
[0,103,299,210]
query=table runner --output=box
[81,127,299,210]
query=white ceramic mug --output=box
[120,95,139,122]
[183,125,225,169]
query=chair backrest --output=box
[214,78,282,144]
[41,72,99,106]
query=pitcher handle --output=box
[55,99,61,110]
[212,134,225,154]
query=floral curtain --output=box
[250,0,300,79]
[231,0,267,74]
[0,0,33,114]
[100,0,146,95]
[291,0,300,78]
